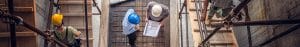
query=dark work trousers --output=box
[127,31,137,47]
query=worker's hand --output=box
[74,31,81,37]
[158,22,163,27]
[135,25,140,31]
[68,26,81,37]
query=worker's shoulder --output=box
[65,26,76,30]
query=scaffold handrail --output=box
[0,10,68,47]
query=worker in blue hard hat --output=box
[122,9,140,47]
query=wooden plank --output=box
[60,5,92,14]
[189,9,201,11]
[59,1,92,5]
[209,41,234,45]
[0,36,37,47]
[193,29,232,33]
[14,0,34,7]
[170,0,179,47]
[63,16,92,26]
[111,42,166,47]
[63,13,92,16]
[190,0,205,2]
[0,31,36,37]
[99,0,109,47]
[0,0,37,47]
[1,7,33,12]
[81,38,94,40]
[194,18,223,22]
[0,4,4,6]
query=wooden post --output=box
[170,0,179,47]
[99,0,109,47]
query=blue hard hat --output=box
[128,13,140,24]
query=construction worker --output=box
[208,0,234,19]
[122,9,140,47]
[142,1,169,37]
[146,1,169,22]
[52,13,81,47]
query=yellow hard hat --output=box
[52,13,63,26]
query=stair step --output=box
[0,31,35,37]
[63,13,92,16]
[190,0,205,2]
[194,19,223,22]
[0,4,4,6]
[59,1,92,5]
[189,9,201,11]
[113,9,146,12]
[209,41,234,45]
[1,7,33,12]
[74,27,93,30]
[80,38,94,40]
[194,29,231,33]
[206,27,231,30]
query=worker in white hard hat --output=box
[52,13,81,47]
[146,1,169,22]
[142,1,169,37]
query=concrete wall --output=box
[35,0,50,47]
[233,0,300,47]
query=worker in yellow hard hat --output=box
[51,13,81,47]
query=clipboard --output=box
[143,20,161,37]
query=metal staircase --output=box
[179,0,238,47]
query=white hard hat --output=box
[151,4,162,17]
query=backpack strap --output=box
[63,26,69,43]
[54,26,72,46]
[54,31,61,41]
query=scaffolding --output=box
[178,0,300,47]
[0,0,102,47]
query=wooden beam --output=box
[59,1,92,5]
[0,4,4,6]
[63,13,92,16]
[189,9,201,11]
[99,0,109,47]
[194,19,223,22]
[1,7,33,12]
[0,31,36,37]
[170,0,179,47]
[81,38,94,40]
[194,29,232,33]
[209,41,234,45]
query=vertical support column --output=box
[10,23,16,47]
[170,0,179,47]
[7,0,16,47]
[99,0,109,47]
[84,0,89,47]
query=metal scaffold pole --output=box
[7,0,16,47]
[84,0,89,47]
